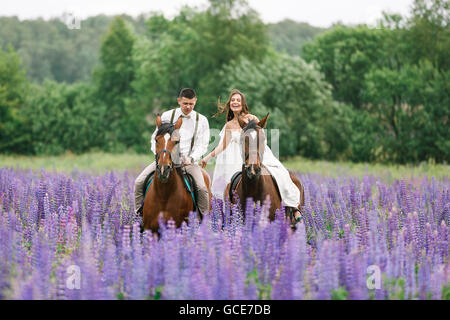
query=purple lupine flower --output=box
[1,168,449,300]
[404,244,416,299]
[316,240,332,299]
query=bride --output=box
[201,89,302,222]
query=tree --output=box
[268,19,326,56]
[407,0,450,71]
[0,46,30,153]
[218,54,352,160]
[363,62,449,163]
[303,25,386,109]
[303,2,450,163]
[23,81,108,155]
[94,16,143,151]
[132,0,270,118]
[95,16,136,104]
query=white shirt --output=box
[150,108,210,162]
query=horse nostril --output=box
[163,165,171,177]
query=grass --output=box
[0,152,153,174]
[0,152,448,181]
[283,156,449,181]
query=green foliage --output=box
[268,19,326,56]
[303,0,450,163]
[443,284,450,300]
[331,287,348,300]
[153,285,163,300]
[0,15,148,84]
[0,46,29,153]
[347,109,382,163]
[362,62,450,163]
[303,25,386,109]
[407,0,450,71]
[23,81,107,155]
[95,17,136,104]
[386,277,406,300]
[132,0,269,117]
[246,267,271,300]
[94,16,147,152]
[217,54,352,160]
[0,0,447,165]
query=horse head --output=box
[237,113,269,180]
[154,115,182,182]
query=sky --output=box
[1,0,414,27]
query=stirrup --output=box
[288,207,303,223]
[136,204,143,217]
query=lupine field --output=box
[0,167,448,300]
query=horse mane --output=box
[243,120,258,132]
[156,121,175,137]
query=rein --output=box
[155,129,181,173]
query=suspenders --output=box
[170,109,199,156]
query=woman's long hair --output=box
[213,89,250,122]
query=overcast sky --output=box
[1,0,414,27]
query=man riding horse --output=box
[134,88,211,229]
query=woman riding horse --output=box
[230,114,305,223]
[201,89,304,225]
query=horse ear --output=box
[237,114,247,129]
[258,113,269,128]
[155,114,162,127]
[174,116,183,129]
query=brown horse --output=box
[224,114,305,224]
[143,115,212,233]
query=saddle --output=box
[228,171,242,203]
[228,169,282,203]
[143,168,198,213]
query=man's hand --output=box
[181,156,193,166]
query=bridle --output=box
[155,149,177,170]
[240,124,266,174]
[155,132,181,178]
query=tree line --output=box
[0,0,448,164]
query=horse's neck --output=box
[241,167,265,196]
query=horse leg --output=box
[224,183,231,204]
[263,175,281,221]
[288,170,305,224]
[201,168,212,210]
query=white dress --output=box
[211,125,300,207]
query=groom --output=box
[134,88,210,217]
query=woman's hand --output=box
[243,113,258,123]
[249,114,259,122]
[201,156,209,168]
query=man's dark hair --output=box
[179,88,196,99]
